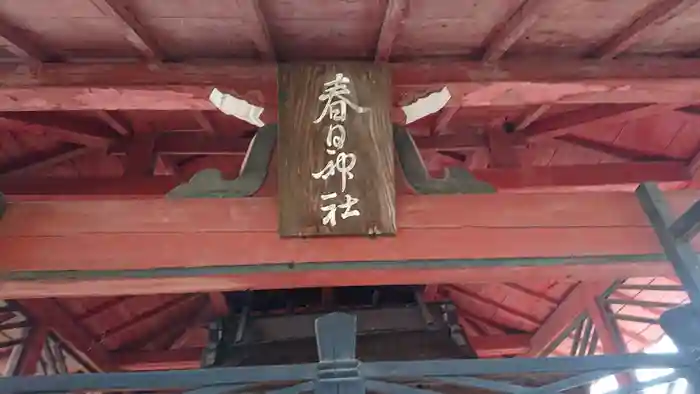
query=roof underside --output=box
[0,0,698,366]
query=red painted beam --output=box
[4,58,700,110]
[109,131,500,156]
[0,162,690,199]
[1,191,696,297]
[0,262,674,299]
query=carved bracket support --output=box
[168,124,494,199]
[394,126,495,194]
[167,125,276,198]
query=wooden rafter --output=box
[516,104,551,131]
[90,0,164,62]
[193,111,216,134]
[19,299,113,371]
[244,0,276,60]
[121,296,206,351]
[151,298,209,350]
[555,134,683,162]
[0,112,120,147]
[432,107,459,135]
[375,0,409,62]
[481,0,550,62]
[525,282,612,357]
[95,110,132,137]
[0,161,690,197]
[0,144,93,177]
[588,0,700,59]
[0,17,63,62]
[522,104,678,139]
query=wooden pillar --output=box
[277,63,395,237]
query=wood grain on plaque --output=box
[277,63,395,237]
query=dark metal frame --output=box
[2,182,700,393]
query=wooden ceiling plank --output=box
[375,0,409,62]
[523,104,678,140]
[89,0,165,62]
[121,296,206,351]
[95,111,132,137]
[481,0,551,62]
[0,262,674,299]
[588,0,700,59]
[100,294,196,342]
[503,283,559,307]
[525,282,612,357]
[555,134,682,162]
[448,285,541,328]
[76,296,131,321]
[110,131,500,156]
[0,144,94,177]
[245,0,276,60]
[18,299,114,371]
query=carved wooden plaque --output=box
[278,63,395,237]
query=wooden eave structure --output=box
[0,0,700,390]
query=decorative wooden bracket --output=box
[394,126,495,194]
[167,125,276,198]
